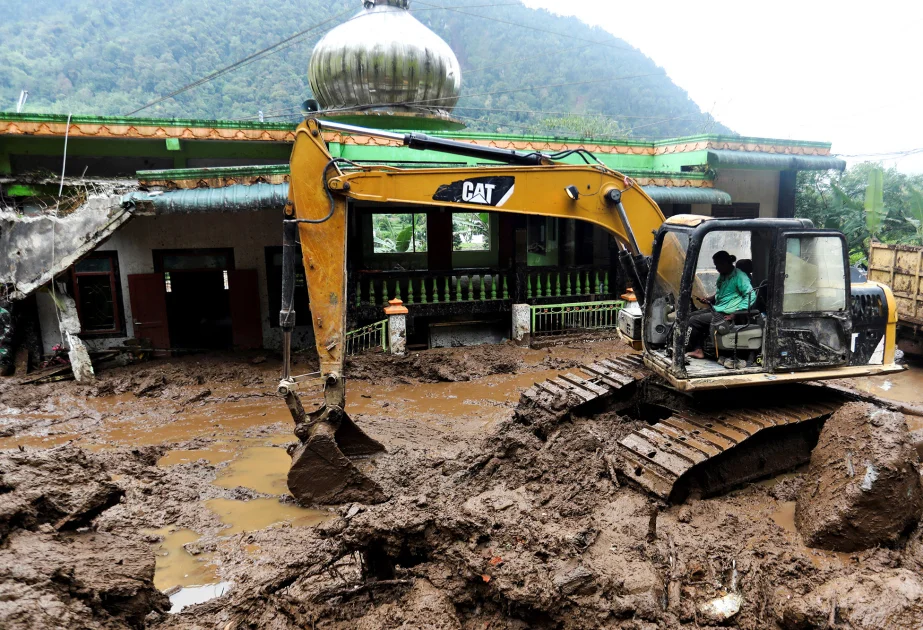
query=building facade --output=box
[0,112,845,357]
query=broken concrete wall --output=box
[56,294,95,382]
[0,193,132,298]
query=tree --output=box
[795,163,923,264]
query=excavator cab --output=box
[641,215,900,391]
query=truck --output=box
[869,241,923,355]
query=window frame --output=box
[780,233,849,314]
[71,251,125,337]
[370,212,428,255]
[451,212,492,253]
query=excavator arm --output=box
[280,118,664,504]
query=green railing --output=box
[531,300,625,336]
[345,319,389,355]
[356,272,509,306]
[526,270,609,299]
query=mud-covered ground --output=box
[2,341,923,629]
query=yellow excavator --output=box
[278,118,903,504]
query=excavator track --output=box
[617,398,842,500]
[517,352,848,502]
[519,354,649,412]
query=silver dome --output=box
[308,0,462,121]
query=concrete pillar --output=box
[57,294,95,383]
[512,303,531,347]
[384,298,408,356]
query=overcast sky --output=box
[522,0,923,173]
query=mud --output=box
[1,343,922,629]
[0,447,168,629]
[796,402,923,551]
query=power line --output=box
[451,111,696,141]
[837,148,923,159]
[323,72,666,109]
[462,43,596,75]
[453,105,702,120]
[126,3,523,117]
[125,7,356,116]
[232,71,665,122]
[236,100,701,123]
[414,0,644,54]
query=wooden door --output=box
[127,273,170,351]
[228,269,263,349]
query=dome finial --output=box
[363,0,410,8]
[308,0,463,130]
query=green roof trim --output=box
[0,111,295,131]
[642,186,731,206]
[706,150,846,171]
[0,111,834,152]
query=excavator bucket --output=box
[282,379,387,505]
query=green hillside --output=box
[0,0,729,139]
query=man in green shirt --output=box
[685,250,755,360]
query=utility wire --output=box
[462,43,596,75]
[232,71,665,121]
[322,72,666,109]
[125,7,355,116]
[414,0,644,54]
[126,3,522,117]
[454,105,704,120]
[836,148,923,159]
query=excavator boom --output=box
[279,117,902,506]
[280,117,662,503]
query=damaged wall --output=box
[0,193,133,297]
[34,209,314,354]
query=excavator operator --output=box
[685,250,754,360]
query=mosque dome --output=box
[307,0,464,130]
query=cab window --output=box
[783,236,847,312]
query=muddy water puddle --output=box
[213,446,292,495]
[770,501,853,569]
[851,362,923,405]
[147,527,219,591]
[97,399,291,446]
[169,582,232,614]
[205,497,332,535]
[158,445,238,467]
[347,368,567,431]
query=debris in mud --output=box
[780,568,923,629]
[0,445,123,538]
[795,402,923,551]
[0,446,168,629]
[345,343,525,383]
[135,373,169,397]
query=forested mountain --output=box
[0,0,729,139]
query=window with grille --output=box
[72,252,123,335]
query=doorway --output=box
[153,249,234,350]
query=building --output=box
[0,0,846,363]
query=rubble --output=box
[780,569,923,629]
[56,293,95,383]
[0,446,168,629]
[795,402,923,551]
[1,343,922,629]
